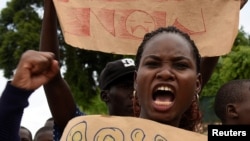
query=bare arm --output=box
[240,0,248,9]
[200,56,219,88]
[40,0,77,131]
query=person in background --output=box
[34,126,53,141]
[214,79,250,125]
[32,117,54,141]
[99,58,136,116]
[44,117,54,128]
[19,126,33,141]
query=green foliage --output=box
[220,46,250,80]
[83,88,108,115]
[234,27,250,46]
[0,0,42,78]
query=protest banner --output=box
[53,0,240,56]
[61,115,207,141]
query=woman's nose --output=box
[156,66,175,81]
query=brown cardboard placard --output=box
[53,0,240,57]
[60,115,207,141]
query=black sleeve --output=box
[0,81,33,141]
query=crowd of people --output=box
[18,117,54,141]
[0,0,248,141]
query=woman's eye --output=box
[145,61,159,68]
[174,63,189,70]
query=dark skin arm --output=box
[200,56,219,88]
[240,0,248,9]
[40,0,76,131]
[200,0,247,88]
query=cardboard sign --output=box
[53,0,240,57]
[60,115,207,141]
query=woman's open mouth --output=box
[152,86,175,111]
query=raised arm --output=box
[200,56,219,88]
[40,0,77,132]
[240,0,248,9]
[0,50,59,141]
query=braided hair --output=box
[134,26,202,131]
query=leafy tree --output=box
[234,27,250,47]
[0,0,42,78]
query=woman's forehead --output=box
[146,32,189,46]
[142,33,192,56]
